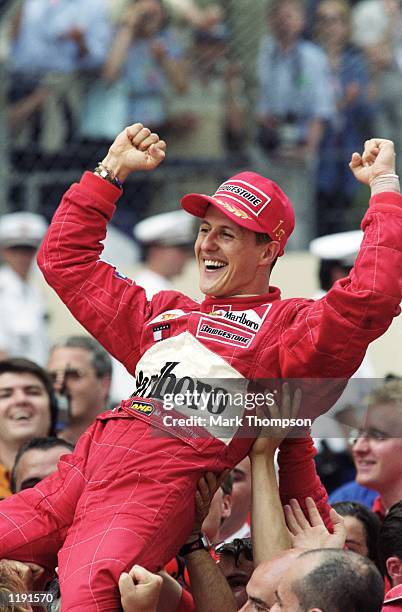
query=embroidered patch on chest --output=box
[196,317,254,348]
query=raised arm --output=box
[279,139,402,391]
[37,124,170,372]
[249,384,301,566]
[182,472,237,612]
[103,3,148,83]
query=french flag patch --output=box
[152,324,170,342]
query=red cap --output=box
[180,172,295,256]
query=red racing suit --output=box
[0,172,401,611]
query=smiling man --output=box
[0,124,401,610]
[351,380,402,518]
[192,203,282,297]
[0,358,57,498]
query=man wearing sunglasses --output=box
[216,539,254,609]
[47,335,112,444]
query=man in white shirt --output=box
[0,212,49,365]
[133,209,195,298]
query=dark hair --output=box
[384,373,402,382]
[255,232,271,245]
[0,357,57,434]
[221,472,233,495]
[378,500,402,582]
[332,501,382,571]
[11,436,74,493]
[47,577,61,612]
[255,232,278,271]
[216,537,253,566]
[318,259,351,291]
[294,549,384,612]
[51,336,112,379]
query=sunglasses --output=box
[216,538,253,566]
[48,367,88,384]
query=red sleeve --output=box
[276,195,402,528]
[279,192,402,383]
[177,588,195,612]
[278,435,332,529]
[37,172,194,373]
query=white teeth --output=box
[11,411,30,421]
[204,259,226,269]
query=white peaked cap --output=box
[309,230,363,265]
[0,212,48,248]
[133,210,196,246]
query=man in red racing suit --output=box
[0,126,401,611]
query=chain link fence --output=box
[1,0,401,242]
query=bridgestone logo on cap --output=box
[215,180,271,217]
[218,184,262,206]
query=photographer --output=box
[254,0,335,250]
[103,0,187,130]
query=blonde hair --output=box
[367,380,402,409]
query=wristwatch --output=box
[94,163,123,190]
[178,533,210,557]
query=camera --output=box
[258,113,301,152]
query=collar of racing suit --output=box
[199,286,281,311]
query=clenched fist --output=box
[349,138,396,186]
[101,123,167,183]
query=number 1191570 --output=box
[3,591,54,605]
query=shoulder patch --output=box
[148,309,188,325]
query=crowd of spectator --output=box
[0,371,401,610]
[1,0,402,246]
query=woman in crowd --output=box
[332,501,382,571]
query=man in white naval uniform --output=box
[0,212,49,365]
[108,210,195,401]
[133,210,195,298]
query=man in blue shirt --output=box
[253,0,335,250]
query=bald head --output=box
[239,549,301,611]
[271,548,384,612]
